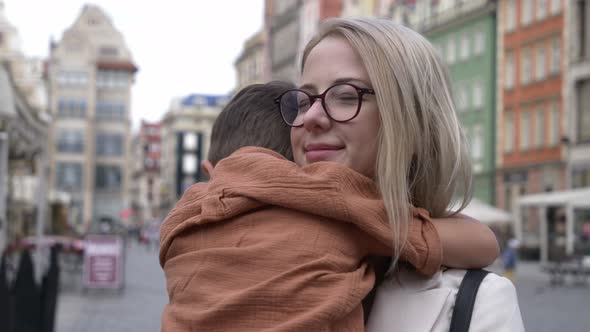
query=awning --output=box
[518,187,590,208]
[460,198,513,225]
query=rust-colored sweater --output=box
[159,147,441,332]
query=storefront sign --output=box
[82,235,123,289]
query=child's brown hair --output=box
[208,81,295,165]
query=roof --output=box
[96,60,138,73]
[180,94,228,107]
[518,187,590,208]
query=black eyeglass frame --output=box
[274,83,376,128]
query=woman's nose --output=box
[302,99,331,131]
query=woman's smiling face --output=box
[291,36,381,178]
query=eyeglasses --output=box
[275,83,375,127]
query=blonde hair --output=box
[302,18,473,270]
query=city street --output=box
[55,242,167,332]
[54,244,590,332]
[510,262,590,332]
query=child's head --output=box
[206,81,295,171]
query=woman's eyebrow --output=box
[333,77,371,87]
[298,83,316,92]
[299,78,372,91]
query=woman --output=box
[290,16,482,272]
[289,17,523,331]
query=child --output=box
[159,82,498,331]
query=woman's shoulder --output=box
[367,267,524,332]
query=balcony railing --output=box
[415,0,492,33]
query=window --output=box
[435,43,444,58]
[145,158,155,169]
[56,162,83,190]
[536,44,546,80]
[550,0,561,15]
[471,125,483,161]
[504,112,515,153]
[96,101,126,120]
[578,80,590,142]
[56,71,89,87]
[551,38,561,74]
[96,70,129,88]
[549,101,560,146]
[182,155,198,174]
[95,165,122,190]
[520,110,531,151]
[521,48,532,85]
[460,33,470,60]
[96,134,123,156]
[474,30,485,55]
[578,0,588,60]
[505,52,515,89]
[57,130,84,153]
[506,0,516,31]
[99,46,119,57]
[522,0,533,26]
[537,0,547,20]
[57,98,87,118]
[456,84,468,111]
[572,167,590,188]
[184,133,199,150]
[473,81,484,109]
[534,105,545,148]
[149,143,160,153]
[446,37,456,64]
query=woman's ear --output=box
[201,160,214,179]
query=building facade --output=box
[0,1,51,251]
[264,0,348,84]
[391,0,498,204]
[234,30,267,91]
[267,0,303,82]
[568,0,590,189]
[159,94,227,215]
[47,5,137,232]
[496,0,567,256]
[129,121,162,226]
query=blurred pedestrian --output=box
[502,238,520,281]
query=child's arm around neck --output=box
[433,213,500,269]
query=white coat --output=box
[367,268,525,332]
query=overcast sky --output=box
[4,0,264,129]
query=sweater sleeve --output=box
[399,208,442,276]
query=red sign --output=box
[82,235,124,289]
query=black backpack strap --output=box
[449,269,490,332]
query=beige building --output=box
[234,30,267,90]
[47,5,137,232]
[159,94,228,215]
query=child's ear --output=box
[201,160,214,179]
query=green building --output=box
[417,1,497,204]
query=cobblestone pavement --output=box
[488,261,590,332]
[55,244,589,332]
[55,242,167,332]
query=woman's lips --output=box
[304,144,343,162]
